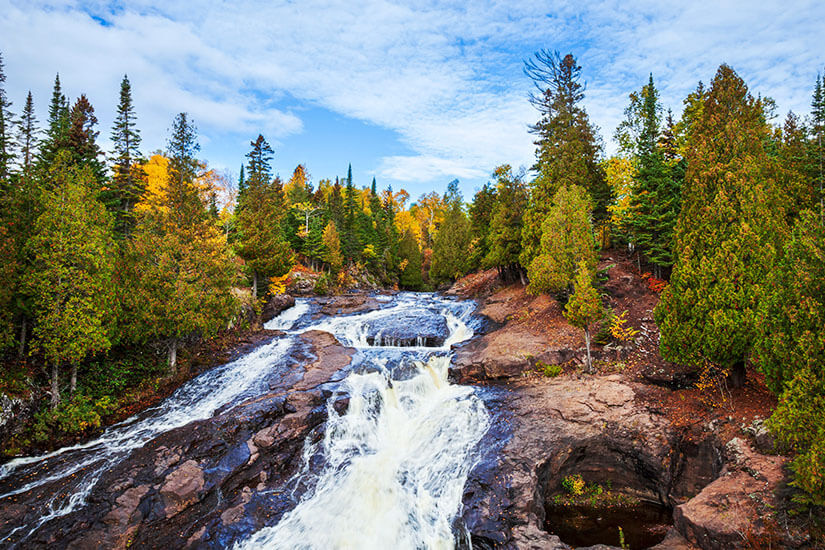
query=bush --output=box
[33,394,117,442]
[314,272,331,295]
[562,474,585,496]
[538,361,562,377]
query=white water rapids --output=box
[0,293,490,549]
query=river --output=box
[0,293,491,549]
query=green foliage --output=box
[32,394,117,442]
[25,155,116,368]
[757,211,825,393]
[564,261,602,331]
[767,366,825,508]
[538,361,562,377]
[521,51,609,266]
[321,220,344,273]
[562,474,586,496]
[398,229,423,290]
[468,181,496,269]
[313,272,331,295]
[527,184,597,295]
[429,183,471,284]
[484,165,527,275]
[655,65,787,381]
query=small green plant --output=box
[32,394,117,442]
[619,526,629,549]
[561,474,585,496]
[314,272,331,295]
[538,361,562,377]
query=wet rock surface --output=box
[260,294,296,324]
[0,330,354,549]
[363,310,450,347]
[315,293,381,316]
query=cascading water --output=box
[0,293,489,549]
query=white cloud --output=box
[1,0,823,191]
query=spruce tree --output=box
[16,92,37,172]
[655,65,787,388]
[235,134,294,301]
[0,51,15,183]
[484,164,527,281]
[165,113,203,225]
[564,260,602,374]
[24,153,116,407]
[106,75,144,236]
[526,184,597,295]
[521,51,608,265]
[342,164,360,259]
[810,72,825,222]
[37,74,70,170]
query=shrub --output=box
[538,362,562,377]
[562,474,586,496]
[33,394,117,442]
[314,272,331,295]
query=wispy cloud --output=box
[1,0,822,192]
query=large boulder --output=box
[363,311,449,347]
[260,294,296,324]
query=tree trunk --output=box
[70,364,77,395]
[50,363,60,410]
[584,327,593,374]
[168,339,178,372]
[519,268,527,287]
[18,315,27,360]
[252,270,259,302]
[727,360,747,389]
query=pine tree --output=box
[342,164,360,259]
[564,260,602,374]
[526,184,597,295]
[165,113,202,225]
[37,74,70,170]
[24,153,116,407]
[321,220,343,273]
[429,180,471,284]
[484,164,527,282]
[235,134,293,301]
[810,72,825,222]
[521,51,608,265]
[655,65,787,388]
[106,75,144,236]
[0,51,15,183]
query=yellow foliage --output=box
[609,310,639,342]
[399,258,409,272]
[136,154,171,214]
[269,273,290,295]
[395,210,423,246]
[604,156,635,231]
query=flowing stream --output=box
[0,293,489,549]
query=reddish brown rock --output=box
[159,460,204,517]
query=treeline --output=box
[0,51,488,425]
[458,51,825,510]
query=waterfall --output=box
[234,356,489,550]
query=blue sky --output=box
[1,0,823,201]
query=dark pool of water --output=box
[545,502,672,549]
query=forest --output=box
[1,48,824,515]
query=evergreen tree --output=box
[623,74,681,277]
[398,228,423,290]
[468,182,496,269]
[124,117,236,370]
[484,165,527,281]
[16,92,38,172]
[0,223,17,350]
[429,180,471,284]
[66,94,106,184]
[810,72,825,222]
[342,164,360,259]
[321,220,343,273]
[0,52,15,183]
[564,260,602,374]
[756,210,825,393]
[24,154,116,407]
[235,134,293,301]
[521,51,608,265]
[526,184,597,295]
[37,74,69,170]
[106,75,144,236]
[655,65,787,388]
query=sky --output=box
[1,0,823,201]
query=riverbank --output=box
[448,255,815,549]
